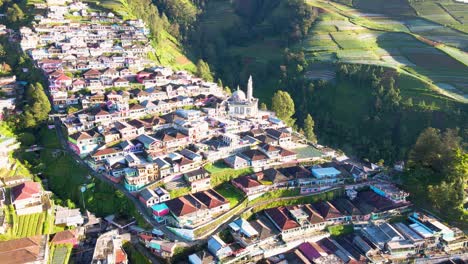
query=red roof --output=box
[51,230,77,245]
[12,182,41,201]
[73,79,85,85]
[115,248,127,264]
[166,197,198,217]
[265,207,299,231]
[313,201,343,220]
[83,69,101,76]
[232,176,261,189]
[55,74,72,81]
[114,77,128,83]
[92,148,120,157]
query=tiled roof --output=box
[51,230,77,244]
[302,204,325,224]
[232,175,261,189]
[241,149,268,161]
[279,147,296,157]
[259,143,279,152]
[265,207,299,231]
[192,190,227,209]
[313,201,343,220]
[266,128,290,139]
[92,148,121,157]
[0,235,44,264]
[12,182,41,201]
[166,196,198,217]
[184,168,209,178]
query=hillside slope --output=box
[185,0,467,162]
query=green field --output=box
[327,224,354,236]
[302,0,468,102]
[204,161,254,187]
[13,213,45,238]
[214,183,245,207]
[50,245,72,264]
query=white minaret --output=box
[247,75,253,102]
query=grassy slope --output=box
[89,0,196,72]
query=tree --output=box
[260,102,267,111]
[224,86,231,95]
[303,114,317,143]
[196,59,213,82]
[19,132,35,146]
[6,4,24,24]
[23,83,52,127]
[271,90,295,126]
[406,127,467,220]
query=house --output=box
[55,205,84,227]
[180,149,202,162]
[232,175,269,198]
[115,121,143,140]
[0,235,49,264]
[258,143,281,160]
[135,134,160,153]
[266,128,292,146]
[139,187,170,207]
[165,190,229,228]
[192,189,230,215]
[184,168,211,193]
[264,206,300,239]
[140,189,158,208]
[305,167,344,189]
[240,149,269,168]
[264,205,327,241]
[224,155,249,169]
[341,163,367,181]
[188,250,216,264]
[144,239,176,258]
[207,235,233,260]
[113,77,129,87]
[257,168,295,188]
[11,182,44,215]
[68,130,102,157]
[313,201,346,224]
[165,195,209,228]
[92,147,124,162]
[92,230,128,264]
[51,230,79,247]
[154,187,170,203]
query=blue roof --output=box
[208,236,223,251]
[311,167,341,178]
[151,203,169,212]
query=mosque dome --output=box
[231,89,246,102]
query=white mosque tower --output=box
[247,75,253,102]
[227,75,259,118]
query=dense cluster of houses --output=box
[62,71,320,195]
[20,1,216,113]
[188,191,467,264]
[7,0,465,263]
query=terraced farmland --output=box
[301,0,468,102]
[13,213,45,238]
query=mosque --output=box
[227,76,259,118]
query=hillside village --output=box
[0,0,465,263]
